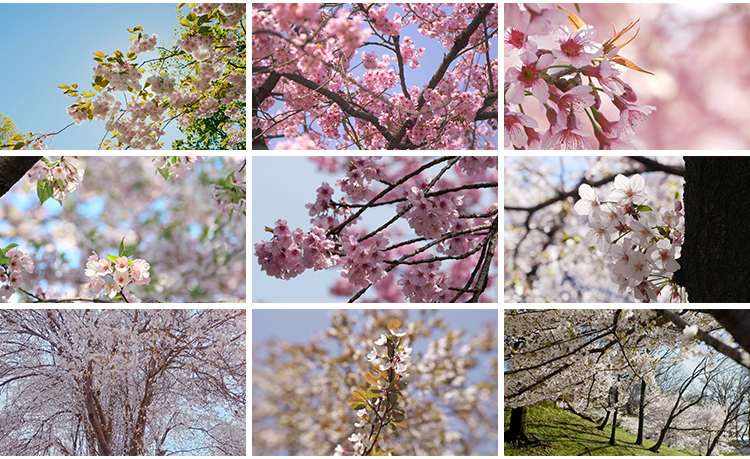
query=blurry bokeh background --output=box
[505,3,750,149]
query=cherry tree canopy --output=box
[0,309,245,456]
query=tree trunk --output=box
[609,407,618,446]
[0,156,42,198]
[649,426,666,453]
[506,406,530,444]
[682,157,750,301]
[635,378,646,445]
[597,410,610,430]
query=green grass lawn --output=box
[503,404,725,456]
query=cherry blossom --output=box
[573,172,684,302]
[505,50,554,105]
[505,4,656,150]
[255,156,497,303]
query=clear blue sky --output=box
[0,3,193,149]
[252,156,498,303]
[257,3,499,150]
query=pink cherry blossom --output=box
[551,25,603,67]
[505,50,554,105]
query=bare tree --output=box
[0,309,245,455]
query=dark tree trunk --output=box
[506,406,530,444]
[609,407,618,446]
[635,378,646,446]
[682,157,750,301]
[649,426,667,453]
[0,156,42,198]
[597,410,610,430]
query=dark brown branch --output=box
[627,156,685,176]
[0,156,42,199]
[278,71,395,143]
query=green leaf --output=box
[179,18,191,28]
[4,243,19,252]
[636,205,653,212]
[187,11,196,22]
[122,244,136,258]
[366,388,383,397]
[118,237,125,256]
[36,179,53,205]
[92,51,107,58]
[106,254,119,264]
[350,401,367,410]
[392,412,405,423]
[12,142,23,150]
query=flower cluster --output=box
[398,260,451,303]
[27,156,85,204]
[340,233,389,289]
[304,182,335,216]
[151,156,204,180]
[398,185,462,240]
[504,3,656,149]
[146,73,176,97]
[336,156,386,202]
[574,173,684,302]
[128,33,158,54]
[0,248,35,301]
[335,319,410,456]
[85,251,151,299]
[92,62,143,93]
[177,33,216,62]
[254,219,340,280]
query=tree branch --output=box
[0,156,42,199]
[278,71,395,143]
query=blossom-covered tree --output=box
[0,309,246,455]
[254,156,497,303]
[505,309,750,449]
[252,3,498,150]
[0,155,245,303]
[253,309,498,455]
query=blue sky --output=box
[0,3,193,150]
[252,309,498,385]
[256,3,499,150]
[252,156,498,303]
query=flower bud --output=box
[591,107,614,133]
[581,65,599,78]
[622,82,638,102]
[545,106,558,128]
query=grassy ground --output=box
[503,404,715,456]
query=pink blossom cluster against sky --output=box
[256,3,499,149]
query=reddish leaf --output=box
[612,55,654,75]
